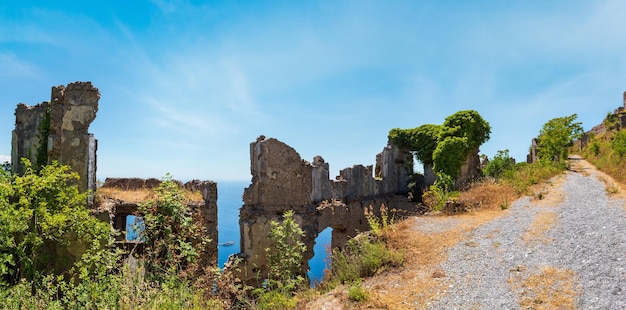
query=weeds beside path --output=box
[306,157,626,309]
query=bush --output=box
[0,159,111,285]
[484,149,515,179]
[347,280,369,302]
[266,210,307,294]
[139,174,212,282]
[611,130,626,157]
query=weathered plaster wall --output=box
[238,136,415,282]
[12,82,99,194]
[11,103,49,174]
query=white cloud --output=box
[0,155,10,163]
[0,54,42,78]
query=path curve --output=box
[427,157,626,309]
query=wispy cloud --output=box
[0,155,10,163]
[0,54,42,78]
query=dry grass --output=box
[97,187,204,203]
[304,170,569,309]
[457,180,517,211]
[521,211,558,246]
[515,266,580,309]
[352,209,512,309]
[97,187,154,203]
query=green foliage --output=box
[501,161,564,195]
[422,172,457,212]
[0,159,109,284]
[438,110,491,152]
[35,106,51,170]
[536,114,583,162]
[347,280,369,302]
[331,211,405,283]
[265,210,307,294]
[432,136,469,178]
[433,110,491,179]
[484,149,515,179]
[590,141,601,156]
[256,290,297,310]
[389,124,441,165]
[389,110,491,180]
[604,112,619,129]
[139,174,212,281]
[610,129,626,157]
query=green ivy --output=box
[35,106,51,170]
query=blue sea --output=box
[217,181,331,285]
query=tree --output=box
[433,110,491,179]
[536,114,583,162]
[483,149,515,179]
[0,159,110,284]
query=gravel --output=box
[426,169,626,309]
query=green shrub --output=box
[256,291,297,310]
[0,159,111,285]
[347,280,369,302]
[266,210,307,294]
[611,130,626,157]
[139,174,212,282]
[590,141,601,156]
[331,235,404,284]
[484,149,515,179]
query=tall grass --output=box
[578,133,626,184]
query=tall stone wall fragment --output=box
[12,81,100,194]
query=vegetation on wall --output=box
[138,174,212,282]
[35,106,51,170]
[389,110,491,180]
[0,159,110,285]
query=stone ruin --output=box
[9,82,219,272]
[11,82,99,194]
[96,178,218,267]
[238,136,417,282]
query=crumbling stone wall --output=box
[238,136,415,282]
[12,82,99,194]
[97,178,218,267]
[573,90,626,153]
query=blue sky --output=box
[2,1,626,182]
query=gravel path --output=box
[427,161,626,309]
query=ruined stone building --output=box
[238,136,417,282]
[10,82,219,269]
[11,82,99,194]
[97,178,219,267]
